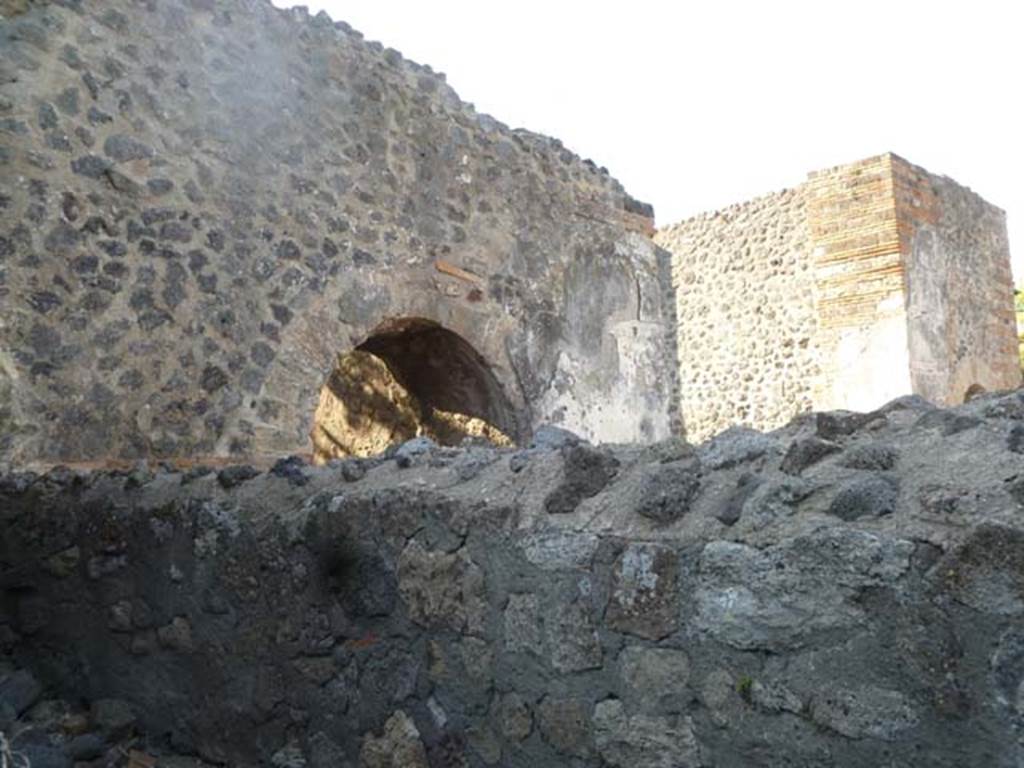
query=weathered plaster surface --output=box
[0,0,675,464]
[822,297,913,413]
[896,157,1022,404]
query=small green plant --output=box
[736,674,754,703]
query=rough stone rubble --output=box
[2,1,1024,766]
[2,390,1024,766]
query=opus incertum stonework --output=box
[1,2,1023,767]
[657,154,1020,442]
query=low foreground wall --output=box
[2,390,1024,767]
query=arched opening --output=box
[310,318,517,463]
[963,383,987,403]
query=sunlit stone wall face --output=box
[0,0,676,465]
[803,154,914,416]
[656,188,820,442]
[894,156,1021,404]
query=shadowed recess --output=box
[311,319,516,462]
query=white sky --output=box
[272,0,1023,283]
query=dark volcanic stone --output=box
[840,443,899,471]
[64,733,106,761]
[537,697,591,758]
[1010,424,1024,455]
[544,444,618,514]
[103,134,153,162]
[75,126,95,148]
[509,451,530,473]
[87,106,113,125]
[0,118,28,134]
[159,221,193,243]
[275,239,300,260]
[45,132,72,152]
[984,393,1024,420]
[879,394,936,413]
[939,524,1024,615]
[992,629,1024,720]
[0,669,42,715]
[828,474,900,521]
[636,461,701,524]
[44,222,80,253]
[200,365,228,393]
[352,248,375,266]
[71,154,111,178]
[38,102,58,130]
[815,410,879,440]
[17,744,72,768]
[339,551,397,618]
[917,484,964,518]
[137,309,171,331]
[250,341,275,367]
[217,465,260,489]
[450,447,498,482]
[55,87,79,115]
[0,471,39,495]
[1007,477,1024,507]
[181,466,213,484]
[395,436,436,468]
[99,9,129,31]
[914,410,981,436]
[71,253,98,274]
[780,436,840,475]
[606,543,679,640]
[28,291,62,314]
[271,303,292,325]
[147,178,173,195]
[338,458,367,482]
[529,424,582,451]
[59,45,83,70]
[105,169,141,196]
[141,208,176,226]
[699,426,777,470]
[714,472,761,526]
[90,698,136,738]
[271,455,309,486]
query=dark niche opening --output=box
[963,383,987,403]
[310,318,516,462]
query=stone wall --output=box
[654,189,819,442]
[1016,288,1024,369]
[804,154,914,414]
[658,153,1019,441]
[896,156,1022,403]
[3,391,1024,766]
[0,0,677,465]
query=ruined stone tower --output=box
[657,153,1020,441]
